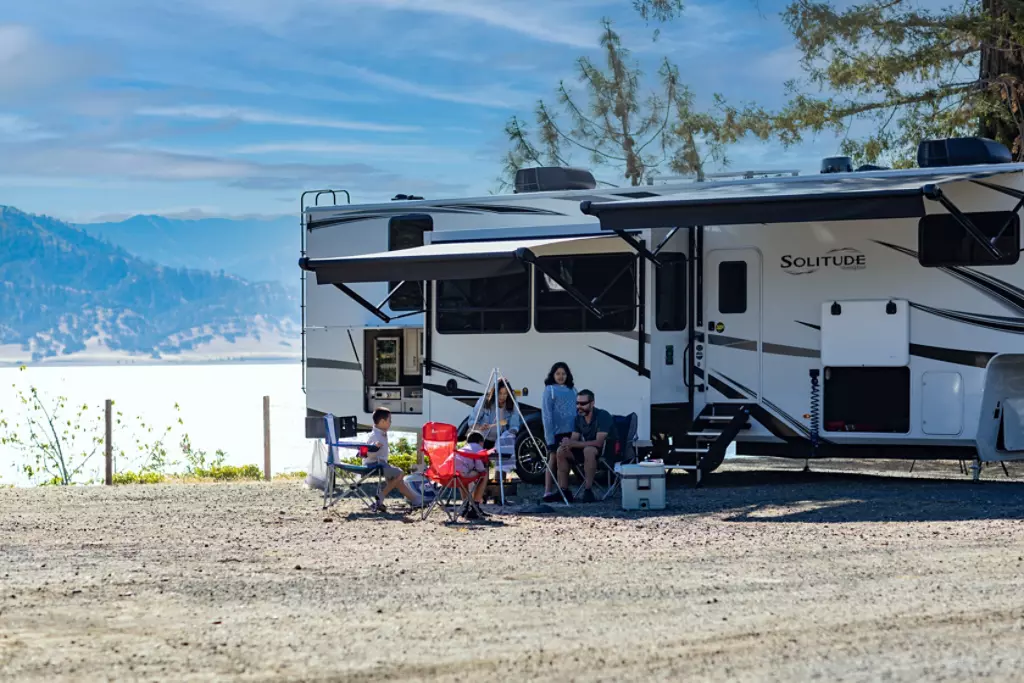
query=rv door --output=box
[704,248,762,403]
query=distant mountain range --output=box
[79,214,297,289]
[0,206,299,364]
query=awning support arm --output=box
[376,280,408,311]
[923,184,1004,260]
[332,283,391,323]
[516,249,604,319]
[592,256,637,308]
[612,229,663,268]
[651,226,681,257]
[969,179,1024,243]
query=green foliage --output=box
[748,0,1024,165]
[0,367,244,487]
[184,464,263,481]
[113,470,166,485]
[502,18,758,187]
[0,367,104,486]
[340,437,420,475]
[179,434,227,475]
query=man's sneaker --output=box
[371,500,388,513]
[581,488,597,503]
[542,491,562,503]
[463,506,480,520]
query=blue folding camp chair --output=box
[322,413,386,511]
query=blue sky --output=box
[0,0,844,221]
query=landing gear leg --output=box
[971,459,982,482]
[1001,461,1011,478]
[802,458,810,473]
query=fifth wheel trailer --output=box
[300,137,1024,482]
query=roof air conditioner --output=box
[917,137,1012,168]
[514,167,597,193]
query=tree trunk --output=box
[979,0,1024,157]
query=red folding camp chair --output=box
[419,422,491,522]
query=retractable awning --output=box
[299,235,609,286]
[580,167,1024,231]
[298,234,619,323]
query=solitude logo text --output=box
[780,248,866,275]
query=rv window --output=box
[718,261,747,314]
[918,211,1020,267]
[388,215,433,310]
[534,254,636,333]
[436,272,530,334]
[655,253,687,331]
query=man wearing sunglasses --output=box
[545,389,614,503]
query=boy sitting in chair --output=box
[367,407,418,513]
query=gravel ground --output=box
[2,458,1024,682]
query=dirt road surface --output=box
[2,458,1024,682]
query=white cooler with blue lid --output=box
[619,461,666,510]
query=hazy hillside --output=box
[0,206,299,363]
[79,214,298,288]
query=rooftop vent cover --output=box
[917,137,1012,168]
[514,167,597,193]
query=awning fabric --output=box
[298,235,609,285]
[580,167,1024,230]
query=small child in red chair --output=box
[367,407,418,513]
[455,431,490,519]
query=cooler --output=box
[620,462,666,511]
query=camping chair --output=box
[602,413,639,501]
[419,422,490,522]
[321,412,386,511]
[570,412,639,501]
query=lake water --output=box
[0,363,313,486]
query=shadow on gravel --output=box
[498,460,1024,525]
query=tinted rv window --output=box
[918,211,1020,267]
[655,253,687,331]
[436,272,530,334]
[387,215,432,310]
[718,261,747,314]
[534,254,636,332]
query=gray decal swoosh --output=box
[307,357,361,372]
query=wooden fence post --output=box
[104,399,113,485]
[263,395,271,481]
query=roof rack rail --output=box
[645,170,800,185]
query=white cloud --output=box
[135,105,421,133]
[0,114,57,142]
[0,143,469,193]
[0,24,99,97]
[232,141,473,163]
[195,0,599,48]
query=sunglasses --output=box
[576,400,591,407]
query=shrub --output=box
[188,464,263,481]
[113,470,166,485]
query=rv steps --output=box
[668,404,754,488]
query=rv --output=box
[300,137,1024,483]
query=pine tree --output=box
[501,19,754,187]
[757,0,1024,166]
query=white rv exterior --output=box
[301,147,1024,482]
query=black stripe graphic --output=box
[588,346,652,378]
[425,361,479,385]
[873,239,1024,315]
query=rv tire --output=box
[514,432,548,486]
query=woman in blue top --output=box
[467,377,520,447]
[541,361,577,499]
